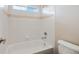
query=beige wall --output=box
[55,5,79,53]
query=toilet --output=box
[58,40,79,54]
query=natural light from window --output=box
[13,5,39,13]
[12,5,54,15]
[13,6,26,11]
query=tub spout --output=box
[0,38,6,44]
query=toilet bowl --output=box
[58,40,79,54]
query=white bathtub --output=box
[7,40,53,54]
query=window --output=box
[12,5,54,16]
[26,6,39,13]
[12,5,39,13]
[13,6,26,11]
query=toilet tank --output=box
[58,40,79,54]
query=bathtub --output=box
[7,40,53,54]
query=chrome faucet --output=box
[0,38,6,44]
[41,32,47,40]
[41,32,48,47]
[41,36,47,40]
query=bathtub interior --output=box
[7,40,53,54]
[0,44,6,54]
[0,38,54,54]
